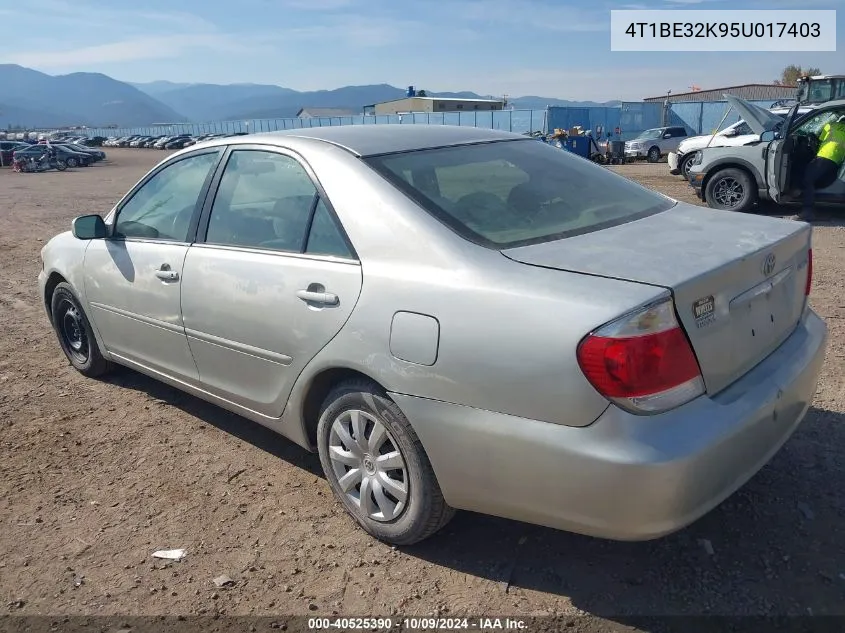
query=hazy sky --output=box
[0,0,841,100]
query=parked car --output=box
[164,136,194,150]
[116,136,142,148]
[38,125,826,545]
[78,136,107,147]
[65,143,107,161]
[689,95,845,212]
[154,135,189,149]
[13,144,92,168]
[625,126,689,163]
[669,107,816,179]
[0,140,28,166]
[51,144,98,167]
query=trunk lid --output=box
[503,203,812,395]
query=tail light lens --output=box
[805,248,812,296]
[577,296,705,415]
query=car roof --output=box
[214,124,525,157]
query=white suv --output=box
[668,106,815,178]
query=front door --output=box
[180,147,363,417]
[83,149,222,381]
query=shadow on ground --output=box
[103,367,323,478]
[105,367,844,621]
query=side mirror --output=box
[663,133,672,139]
[760,130,776,142]
[72,214,107,240]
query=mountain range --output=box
[0,64,621,129]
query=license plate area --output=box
[729,268,799,371]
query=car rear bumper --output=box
[392,308,827,540]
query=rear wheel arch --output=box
[302,367,387,449]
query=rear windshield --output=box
[365,139,674,248]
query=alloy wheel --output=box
[713,176,745,208]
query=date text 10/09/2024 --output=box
[308,617,528,630]
[624,22,821,38]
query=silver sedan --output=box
[39,125,828,545]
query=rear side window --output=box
[205,150,317,252]
[204,149,356,259]
[366,139,674,249]
[306,198,354,259]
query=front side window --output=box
[367,139,674,249]
[794,107,845,138]
[205,150,318,252]
[114,151,220,241]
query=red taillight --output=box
[578,328,701,398]
[805,248,812,296]
[576,297,704,414]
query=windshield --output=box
[633,128,662,140]
[366,139,675,249]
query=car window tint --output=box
[205,150,317,252]
[306,198,353,259]
[367,139,674,249]
[115,152,219,241]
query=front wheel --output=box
[66,157,79,168]
[50,283,112,377]
[54,160,67,171]
[647,146,661,163]
[679,153,695,179]
[317,380,454,545]
[704,168,757,212]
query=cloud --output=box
[467,63,768,101]
[277,0,356,9]
[456,0,608,32]
[0,2,218,33]
[4,35,247,68]
[269,16,460,48]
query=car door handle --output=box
[155,270,179,281]
[296,289,338,305]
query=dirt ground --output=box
[1,149,843,630]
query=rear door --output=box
[180,145,363,417]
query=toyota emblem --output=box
[762,253,776,277]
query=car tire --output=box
[50,282,112,378]
[679,153,695,178]
[704,168,757,212]
[647,146,661,163]
[66,157,79,168]
[317,379,454,545]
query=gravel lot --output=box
[1,149,843,630]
